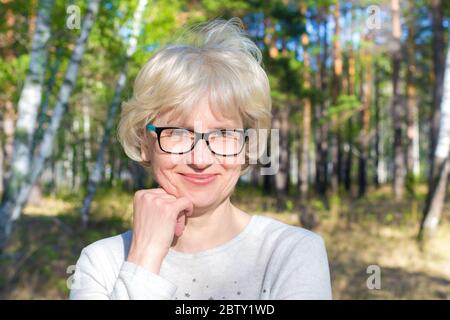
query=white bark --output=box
[82,99,92,162]
[413,114,420,176]
[3,0,52,197]
[420,37,450,239]
[33,46,64,155]
[0,0,101,248]
[80,0,149,224]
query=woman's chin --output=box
[180,193,218,210]
[191,198,217,209]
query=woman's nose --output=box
[190,138,215,166]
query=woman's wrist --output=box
[127,246,166,274]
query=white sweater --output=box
[69,214,332,300]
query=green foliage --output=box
[285,199,294,211]
[405,172,418,199]
[0,55,30,103]
[323,94,361,126]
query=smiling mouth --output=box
[179,173,218,186]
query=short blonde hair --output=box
[117,17,272,176]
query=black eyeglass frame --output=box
[146,123,248,157]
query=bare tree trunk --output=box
[250,166,260,186]
[81,97,92,187]
[300,97,311,201]
[314,10,329,199]
[80,0,148,225]
[429,0,445,166]
[391,0,405,200]
[406,0,420,185]
[299,28,311,201]
[274,108,289,212]
[0,0,100,248]
[358,35,373,198]
[344,12,356,192]
[330,1,342,195]
[297,3,318,229]
[2,102,15,175]
[419,37,450,240]
[32,46,64,155]
[373,62,381,188]
[1,0,53,203]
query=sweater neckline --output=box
[166,214,259,259]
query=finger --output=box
[172,197,194,218]
[153,187,180,199]
[134,188,166,199]
[152,188,169,194]
[155,194,177,201]
[174,213,186,237]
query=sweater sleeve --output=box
[270,233,332,300]
[69,246,177,300]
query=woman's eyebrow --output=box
[178,125,239,130]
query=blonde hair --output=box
[117,17,272,176]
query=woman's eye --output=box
[173,129,186,135]
[161,129,190,138]
[219,130,233,136]
[213,130,239,139]
[174,129,193,138]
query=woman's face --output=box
[141,99,245,211]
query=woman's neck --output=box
[170,198,249,253]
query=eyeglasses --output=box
[146,123,247,156]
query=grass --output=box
[0,184,449,299]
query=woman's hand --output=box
[126,188,194,274]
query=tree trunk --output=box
[32,46,64,156]
[1,0,53,204]
[405,0,420,184]
[0,0,100,248]
[299,29,311,201]
[81,97,92,187]
[80,0,148,225]
[429,0,445,166]
[250,166,260,186]
[358,35,372,198]
[314,9,329,198]
[2,102,15,173]
[330,1,342,195]
[344,15,356,192]
[391,0,405,200]
[274,108,289,212]
[373,62,381,188]
[419,37,450,240]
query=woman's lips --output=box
[179,173,218,186]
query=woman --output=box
[69,17,332,300]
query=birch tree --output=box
[405,0,420,181]
[1,0,53,204]
[80,0,149,225]
[419,37,450,240]
[391,0,405,200]
[0,0,101,248]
